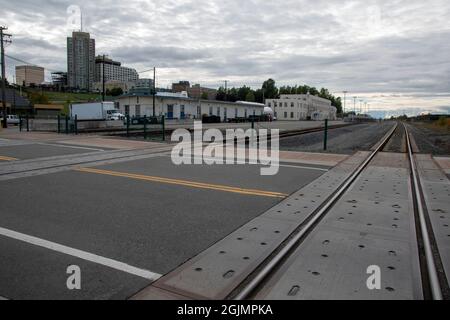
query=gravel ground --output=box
[280,121,394,154]
[383,123,406,153]
[407,122,450,155]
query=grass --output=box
[44,91,114,103]
[25,89,115,115]
[417,118,450,133]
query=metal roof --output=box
[0,88,31,108]
[117,92,265,107]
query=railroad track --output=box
[142,121,449,300]
[277,123,353,139]
[230,122,447,300]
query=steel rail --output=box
[234,122,399,300]
[405,124,443,300]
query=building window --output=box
[124,105,130,116]
[209,106,213,116]
[135,105,141,116]
[284,102,288,107]
[291,102,294,107]
[217,107,220,117]
[291,112,294,119]
[268,103,272,108]
[284,112,287,118]
[167,105,174,118]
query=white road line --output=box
[163,154,329,172]
[0,227,161,281]
[165,154,330,172]
[278,164,329,172]
[38,143,105,152]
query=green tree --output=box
[109,87,123,97]
[216,87,227,101]
[254,89,264,103]
[227,87,239,102]
[238,86,252,101]
[245,91,256,102]
[28,92,50,105]
[201,92,209,100]
[262,79,278,99]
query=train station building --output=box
[115,92,266,121]
[266,94,337,121]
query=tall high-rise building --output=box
[15,65,45,86]
[67,32,95,91]
[94,56,138,83]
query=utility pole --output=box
[102,54,106,102]
[1,26,12,128]
[224,80,228,101]
[353,96,357,114]
[153,67,156,116]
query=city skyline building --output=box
[67,31,95,91]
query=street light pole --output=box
[343,91,348,115]
[102,54,106,102]
[153,67,156,116]
[1,26,12,128]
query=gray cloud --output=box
[1,0,449,114]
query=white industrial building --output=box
[266,94,337,121]
[115,93,266,120]
[95,56,139,84]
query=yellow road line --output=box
[75,167,288,199]
[0,155,18,161]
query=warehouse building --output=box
[115,93,265,121]
[267,94,337,121]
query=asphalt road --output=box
[0,143,103,160]
[0,154,327,300]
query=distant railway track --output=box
[277,123,353,139]
[103,122,355,140]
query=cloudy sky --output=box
[1,0,449,117]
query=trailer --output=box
[70,102,118,121]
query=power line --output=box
[4,54,60,73]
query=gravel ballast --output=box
[280,121,394,155]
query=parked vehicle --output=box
[106,109,125,121]
[130,116,160,125]
[202,115,221,124]
[70,102,116,121]
[2,115,20,126]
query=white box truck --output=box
[70,102,121,120]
